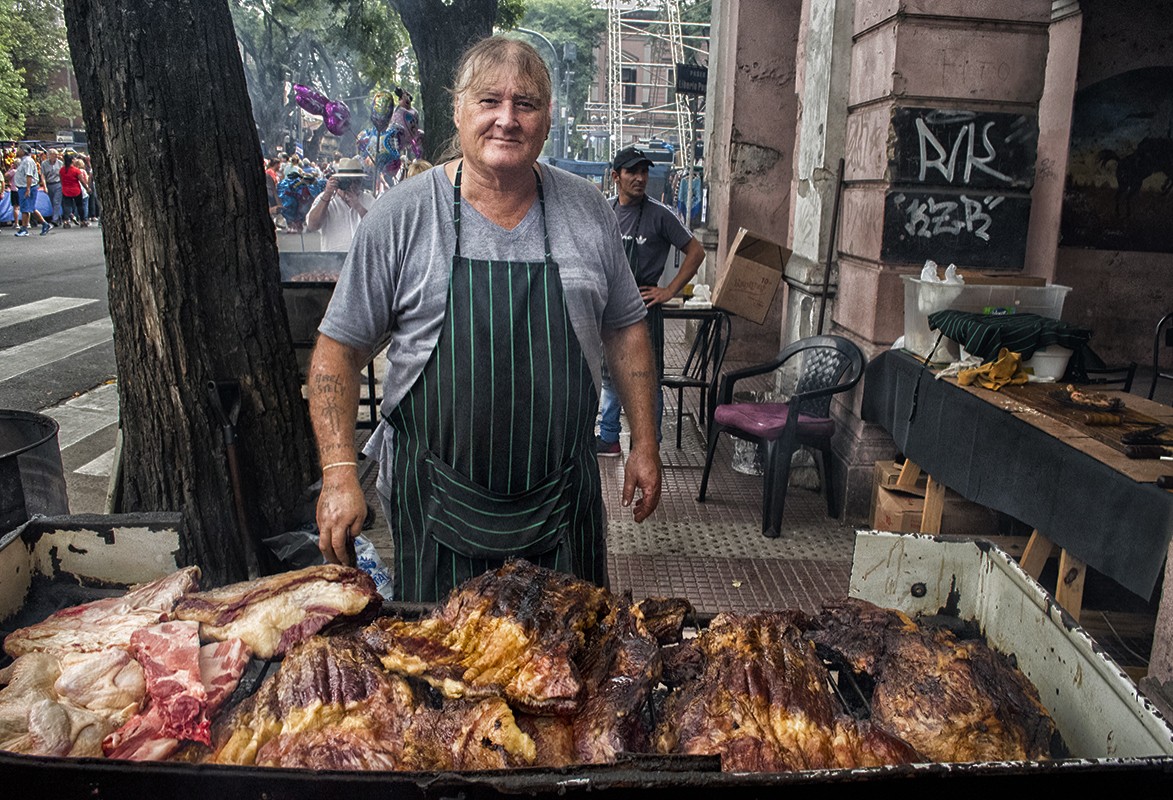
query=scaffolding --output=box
[585,0,709,167]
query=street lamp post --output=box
[515,27,564,160]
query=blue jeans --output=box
[598,372,663,444]
[46,183,62,222]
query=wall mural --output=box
[1062,66,1173,253]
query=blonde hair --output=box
[445,35,552,159]
[406,159,433,179]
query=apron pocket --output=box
[423,454,573,560]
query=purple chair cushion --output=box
[713,402,835,441]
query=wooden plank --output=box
[920,476,946,535]
[896,460,922,492]
[1056,548,1087,623]
[1020,529,1055,580]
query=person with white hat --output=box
[305,156,374,251]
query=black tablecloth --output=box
[862,350,1173,598]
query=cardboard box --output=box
[711,228,791,325]
[870,461,1001,537]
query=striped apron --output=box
[383,162,605,602]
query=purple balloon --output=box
[293,84,328,117]
[325,99,351,136]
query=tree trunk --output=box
[63,0,318,585]
[391,0,499,163]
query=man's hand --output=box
[323,176,340,198]
[640,285,675,307]
[316,467,366,565]
[622,441,662,522]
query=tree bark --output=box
[390,0,499,162]
[63,0,318,585]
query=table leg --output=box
[919,476,945,534]
[1020,530,1054,580]
[896,461,922,492]
[1056,549,1087,623]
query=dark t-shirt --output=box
[610,195,693,286]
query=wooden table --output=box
[863,350,1173,620]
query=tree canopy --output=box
[0,0,81,140]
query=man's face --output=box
[614,163,649,201]
[49,151,59,162]
[454,69,550,176]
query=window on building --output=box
[622,66,637,106]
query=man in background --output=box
[13,145,51,237]
[304,157,373,251]
[42,149,62,227]
[597,145,705,455]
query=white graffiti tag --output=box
[894,194,1004,241]
[917,117,1014,185]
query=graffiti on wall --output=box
[1061,66,1173,253]
[882,107,1038,268]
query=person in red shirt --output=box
[59,154,90,227]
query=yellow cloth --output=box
[956,347,1029,391]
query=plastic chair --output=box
[661,311,731,448]
[696,335,866,538]
[1082,361,1136,393]
[1150,312,1173,400]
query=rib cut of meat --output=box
[806,598,1058,763]
[128,621,210,744]
[172,564,379,659]
[656,612,922,772]
[211,632,536,771]
[3,567,201,658]
[104,637,252,761]
[361,559,608,714]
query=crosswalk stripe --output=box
[0,319,114,383]
[0,297,98,330]
[76,447,117,477]
[43,383,120,449]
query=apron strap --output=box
[454,161,551,264]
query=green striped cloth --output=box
[927,310,1100,380]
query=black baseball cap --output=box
[612,146,653,172]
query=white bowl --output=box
[1023,345,1073,381]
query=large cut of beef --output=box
[3,567,201,658]
[211,632,536,771]
[805,598,1058,763]
[360,559,609,714]
[172,564,379,659]
[655,612,923,772]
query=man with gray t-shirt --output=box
[596,146,705,455]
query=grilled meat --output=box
[360,559,608,714]
[637,597,694,645]
[655,612,922,772]
[211,632,536,771]
[571,597,661,763]
[173,565,379,659]
[806,598,1058,763]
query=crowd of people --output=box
[2,144,100,236]
[265,146,431,249]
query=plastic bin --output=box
[902,277,1071,362]
[0,410,69,533]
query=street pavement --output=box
[0,219,321,516]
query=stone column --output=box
[703,0,803,364]
[833,0,1053,521]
